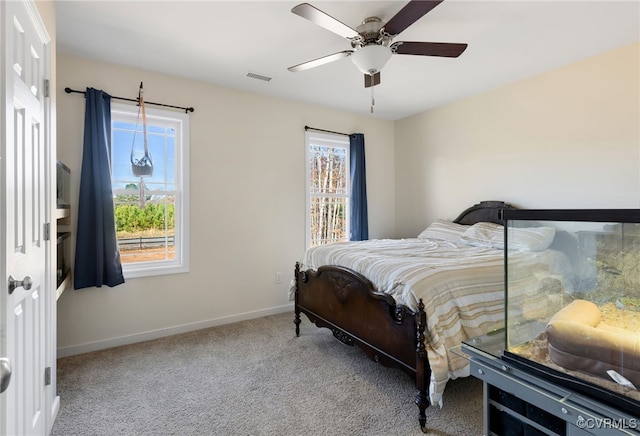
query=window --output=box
[305,131,350,248]
[110,102,189,278]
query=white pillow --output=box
[509,226,556,251]
[418,220,468,243]
[459,222,504,248]
[460,222,556,252]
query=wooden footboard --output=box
[294,262,430,432]
[292,201,517,431]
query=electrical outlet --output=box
[275,272,282,284]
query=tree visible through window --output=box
[306,131,349,248]
[110,103,189,278]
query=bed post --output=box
[415,298,429,433]
[294,262,301,336]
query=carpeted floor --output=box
[52,312,483,435]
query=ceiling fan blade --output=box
[383,0,443,37]
[291,3,359,40]
[364,72,381,88]
[288,50,354,73]
[391,41,467,58]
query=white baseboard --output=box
[56,303,294,358]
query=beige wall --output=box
[395,42,640,238]
[56,55,395,354]
[57,41,639,355]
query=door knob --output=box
[8,275,32,294]
[0,358,11,394]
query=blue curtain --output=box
[349,133,368,241]
[74,88,125,290]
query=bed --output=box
[292,201,570,432]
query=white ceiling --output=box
[56,1,640,120]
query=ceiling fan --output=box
[287,0,468,88]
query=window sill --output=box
[122,263,189,280]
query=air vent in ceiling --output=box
[246,72,272,82]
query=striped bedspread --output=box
[298,238,571,406]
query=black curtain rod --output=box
[64,87,195,113]
[304,125,350,137]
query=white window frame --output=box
[110,102,190,279]
[305,130,350,249]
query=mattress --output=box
[296,237,572,406]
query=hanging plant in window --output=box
[130,82,153,207]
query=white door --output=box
[1,1,51,435]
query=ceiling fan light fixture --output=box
[351,45,392,75]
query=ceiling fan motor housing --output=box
[352,17,391,48]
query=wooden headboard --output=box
[453,201,516,225]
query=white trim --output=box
[50,396,60,426]
[305,131,312,249]
[121,262,188,279]
[56,303,294,358]
[23,0,50,44]
[110,102,190,279]
[304,130,350,249]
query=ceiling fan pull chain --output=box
[370,83,375,113]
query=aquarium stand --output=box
[462,342,640,436]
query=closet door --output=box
[1,1,52,435]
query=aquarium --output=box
[502,209,640,416]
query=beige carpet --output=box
[52,312,483,435]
